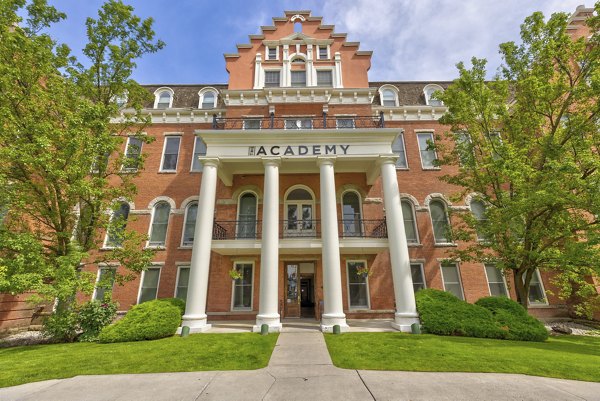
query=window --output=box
[138,267,160,303]
[455,132,474,166]
[316,70,333,86]
[114,92,127,108]
[401,200,419,244]
[485,264,508,297]
[155,90,172,109]
[267,46,277,60]
[285,118,312,129]
[347,261,370,309]
[160,136,181,172]
[342,191,362,237]
[201,91,216,109]
[441,263,464,300]
[232,262,253,310]
[382,89,397,107]
[105,202,130,248]
[424,84,443,106]
[392,134,407,168]
[191,137,207,172]
[182,202,197,246]
[417,132,437,169]
[264,71,280,87]
[237,193,257,239]
[429,200,451,243]
[318,46,328,59]
[411,263,426,292]
[243,119,261,130]
[122,137,142,172]
[488,131,503,160]
[284,187,315,237]
[336,118,355,129]
[470,200,488,241]
[149,201,171,247]
[175,266,190,300]
[291,70,306,87]
[528,270,548,305]
[93,267,116,301]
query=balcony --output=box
[210,114,385,130]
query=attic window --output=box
[201,91,216,109]
[156,91,172,109]
[424,84,444,106]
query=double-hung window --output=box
[175,266,190,300]
[105,202,130,248]
[191,137,207,172]
[149,201,171,247]
[316,70,333,86]
[411,263,426,293]
[528,270,548,305]
[441,263,464,300]
[264,71,280,87]
[182,202,197,246]
[401,200,419,244]
[485,264,508,297]
[347,261,370,309]
[392,134,407,168]
[93,267,116,301]
[232,263,253,310]
[318,46,328,59]
[291,70,306,87]
[429,200,451,244]
[122,137,143,172]
[417,132,437,169]
[160,136,181,172]
[138,267,161,303]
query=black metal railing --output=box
[212,220,262,240]
[339,219,388,239]
[281,219,321,238]
[212,112,385,130]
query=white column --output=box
[253,158,282,332]
[318,157,348,332]
[181,158,219,333]
[380,156,420,332]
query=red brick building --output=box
[2,7,596,332]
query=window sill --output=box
[407,243,422,247]
[120,169,139,174]
[100,246,122,251]
[348,308,371,312]
[528,302,550,308]
[158,171,177,174]
[421,167,442,171]
[178,245,193,250]
[189,170,202,173]
[434,242,457,247]
[396,167,409,171]
[145,245,166,250]
[231,308,253,312]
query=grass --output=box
[325,333,600,382]
[0,333,278,388]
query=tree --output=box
[0,0,164,329]
[437,4,600,316]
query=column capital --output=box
[200,157,220,168]
[316,156,336,167]
[377,154,399,166]
[262,157,281,167]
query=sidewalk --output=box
[1,324,599,400]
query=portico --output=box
[182,128,419,333]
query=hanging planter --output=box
[356,266,372,278]
[228,268,243,280]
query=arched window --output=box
[237,192,258,239]
[105,202,130,248]
[470,199,488,241]
[156,91,171,109]
[182,202,198,246]
[342,191,362,237]
[429,200,451,243]
[285,187,314,237]
[381,89,397,107]
[290,58,306,87]
[401,200,419,244]
[423,84,444,106]
[201,91,216,109]
[149,201,171,246]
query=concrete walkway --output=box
[1,323,599,400]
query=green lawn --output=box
[0,333,278,388]
[325,333,600,382]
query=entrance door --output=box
[300,275,315,318]
[285,263,300,317]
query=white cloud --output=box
[317,0,585,80]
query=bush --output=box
[42,310,79,343]
[415,290,547,342]
[157,297,186,316]
[77,301,118,342]
[98,298,182,343]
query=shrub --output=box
[476,296,548,341]
[98,298,182,343]
[42,310,79,343]
[77,300,118,342]
[157,297,186,316]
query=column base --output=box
[320,313,349,333]
[252,313,282,333]
[391,312,420,332]
[180,314,212,333]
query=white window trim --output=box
[153,87,174,109]
[121,136,143,172]
[423,84,444,106]
[191,137,207,172]
[340,190,363,236]
[416,131,439,170]
[236,191,259,239]
[317,45,330,60]
[401,198,420,244]
[528,269,549,306]
[346,260,371,310]
[92,266,117,301]
[379,85,399,107]
[198,88,218,110]
[266,45,279,61]
[146,202,171,248]
[410,262,427,291]
[393,133,409,169]
[483,264,509,297]
[159,135,181,173]
[230,261,255,311]
[180,202,198,248]
[137,266,162,304]
[174,265,190,299]
[428,199,452,245]
[440,262,465,300]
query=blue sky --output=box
[45,0,586,84]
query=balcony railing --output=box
[211,219,387,240]
[211,113,385,130]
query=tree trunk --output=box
[513,269,529,309]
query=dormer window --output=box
[114,92,128,109]
[154,88,174,109]
[424,84,444,106]
[201,92,216,109]
[318,45,328,60]
[379,85,399,107]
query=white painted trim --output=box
[147,196,176,210]
[416,131,439,170]
[483,264,509,297]
[440,262,464,300]
[180,201,198,247]
[265,45,280,61]
[147,201,172,248]
[190,137,207,172]
[153,87,174,109]
[230,261,255,311]
[137,266,162,304]
[378,84,399,107]
[340,189,364,237]
[159,135,181,173]
[401,198,420,244]
[236,191,259,238]
[423,84,444,106]
[198,87,219,109]
[346,259,371,310]
[428,198,452,244]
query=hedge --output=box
[415,289,548,342]
[98,298,185,343]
